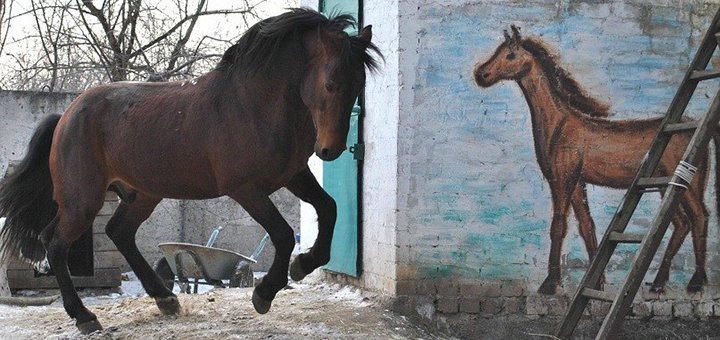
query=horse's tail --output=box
[0,114,61,264]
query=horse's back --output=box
[51,77,310,199]
[52,81,224,198]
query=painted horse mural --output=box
[0,8,380,334]
[473,26,718,295]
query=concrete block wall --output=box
[0,90,299,272]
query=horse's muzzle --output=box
[315,143,345,161]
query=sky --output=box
[0,0,298,90]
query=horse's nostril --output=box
[320,148,330,158]
[483,73,490,79]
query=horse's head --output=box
[474,25,532,87]
[301,23,378,161]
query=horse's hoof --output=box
[289,257,307,282]
[77,319,103,335]
[538,278,558,295]
[687,272,707,293]
[155,295,181,315]
[687,283,703,293]
[252,289,272,314]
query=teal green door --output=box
[320,0,362,277]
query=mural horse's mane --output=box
[474,25,719,295]
[519,38,610,118]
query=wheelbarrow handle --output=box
[206,226,223,247]
[250,233,270,261]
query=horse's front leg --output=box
[231,193,295,314]
[284,167,336,281]
[538,177,575,295]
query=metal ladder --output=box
[556,7,720,339]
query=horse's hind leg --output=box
[230,192,294,314]
[683,191,709,293]
[650,202,691,293]
[41,194,105,334]
[104,194,180,314]
[285,167,336,281]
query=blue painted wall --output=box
[400,0,720,293]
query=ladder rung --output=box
[608,231,644,244]
[690,69,720,81]
[636,176,671,188]
[581,287,615,302]
[663,121,698,133]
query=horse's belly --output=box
[582,152,640,189]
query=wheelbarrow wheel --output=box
[230,260,253,288]
[153,257,175,291]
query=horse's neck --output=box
[517,64,572,151]
[228,66,315,151]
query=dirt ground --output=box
[0,276,449,340]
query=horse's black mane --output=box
[216,8,381,74]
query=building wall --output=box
[389,0,720,321]
[0,90,298,273]
[299,0,403,294]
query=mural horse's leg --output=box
[539,173,579,294]
[231,192,295,314]
[285,167,337,281]
[683,190,709,292]
[570,181,609,287]
[570,182,598,259]
[650,201,692,293]
[104,194,180,312]
[651,161,709,294]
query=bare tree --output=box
[0,0,269,92]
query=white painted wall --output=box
[361,0,401,294]
[300,0,402,294]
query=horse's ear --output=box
[359,25,372,42]
[511,24,522,42]
[503,29,511,42]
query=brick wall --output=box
[386,0,720,322]
[295,1,720,324]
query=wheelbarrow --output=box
[153,226,269,293]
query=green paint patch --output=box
[450,250,468,263]
[432,193,460,204]
[479,206,512,224]
[515,219,547,232]
[419,264,477,279]
[442,210,466,222]
[603,204,618,216]
[481,264,527,279]
[520,233,542,247]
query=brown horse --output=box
[473,26,717,295]
[0,9,380,334]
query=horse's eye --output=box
[507,52,516,60]
[325,81,338,92]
